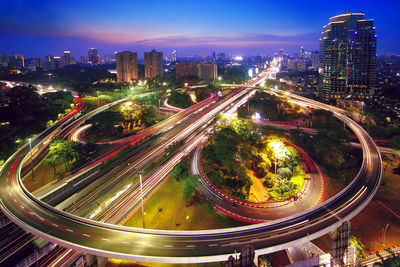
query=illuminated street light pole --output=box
[139,171,145,229]
[269,141,285,176]
[29,138,35,181]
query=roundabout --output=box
[0,80,382,263]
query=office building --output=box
[144,50,163,79]
[287,59,297,70]
[44,55,53,71]
[198,63,217,81]
[312,51,320,70]
[62,51,73,66]
[299,46,305,58]
[53,56,62,69]
[25,58,43,72]
[175,62,198,78]
[88,48,99,65]
[35,58,42,69]
[116,51,138,83]
[79,55,86,64]
[0,51,8,67]
[319,12,376,100]
[9,54,24,70]
[172,50,177,62]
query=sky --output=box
[1,0,399,58]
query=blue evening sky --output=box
[0,0,399,58]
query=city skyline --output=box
[1,0,400,57]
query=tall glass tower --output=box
[319,12,376,101]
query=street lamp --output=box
[139,171,145,229]
[269,141,286,175]
[218,76,222,81]
[29,138,35,181]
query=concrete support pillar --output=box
[254,251,259,266]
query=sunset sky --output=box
[1,0,399,58]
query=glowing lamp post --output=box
[269,141,286,175]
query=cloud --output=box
[131,33,319,48]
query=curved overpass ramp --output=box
[0,89,382,263]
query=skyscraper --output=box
[79,55,86,64]
[44,55,53,71]
[35,58,42,69]
[62,51,72,66]
[198,63,217,82]
[9,54,24,70]
[299,46,305,58]
[319,12,376,100]
[172,50,177,62]
[53,56,62,69]
[88,48,99,65]
[312,51,320,70]
[144,50,163,79]
[0,51,8,67]
[175,62,198,78]
[116,51,138,83]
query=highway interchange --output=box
[0,75,382,263]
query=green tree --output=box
[171,158,189,181]
[43,151,63,174]
[181,175,201,202]
[44,137,79,173]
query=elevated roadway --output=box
[0,80,382,263]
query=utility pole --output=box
[29,138,35,181]
[139,171,145,229]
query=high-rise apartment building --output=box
[175,62,198,78]
[116,51,138,83]
[319,12,376,100]
[198,63,217,82]
[144,50,163,79]
[88,48,99,65]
